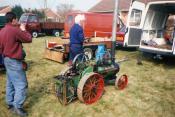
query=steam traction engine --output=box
[54,44,128,105]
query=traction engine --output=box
[54,44,128,105]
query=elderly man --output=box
[69,14,85,65]
[0,12,32,117]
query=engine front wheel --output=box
[115,74,128,90]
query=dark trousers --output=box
[69,44,83,61]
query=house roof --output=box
[44,9,60,18]
[39,8,60,18]
[0,6,11,14]
[88,0,174,13]
[0,6,8,11]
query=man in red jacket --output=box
[0,12,32,117]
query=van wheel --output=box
[53,30,60,37]
[32,32,38,38]
[84,48,93,60]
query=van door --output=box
[124,1,145,47]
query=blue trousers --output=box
[69,44,83,61]
[4,57,28,109]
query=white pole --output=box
[111,0,119,62]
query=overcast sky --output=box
[0,0,101,11]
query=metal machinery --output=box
[53,0,128,105]
[54,44,128,105]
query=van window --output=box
[118,17,125,32]
[144,10,154,29]
[129,9,142,26]
[151,12,165,29]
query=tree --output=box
[11,5,24,19]
[57,3,74,22]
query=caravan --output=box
[126,1,175,56]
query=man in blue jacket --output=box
[69,14,85,65]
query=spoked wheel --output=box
[115,74,128,90]
[72,53,89,72]
[77,73,104,104]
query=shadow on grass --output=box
[116,46,137,51]
[141,53,175,69]
[25,76,55,112]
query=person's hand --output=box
[20,23,26,31]
[84,39,89,43]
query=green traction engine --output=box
[54,44,128,105]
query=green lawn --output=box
[0,37,175,117]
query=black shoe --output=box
[14,108,28,117]
[7,105,13,109]
[7,105,15,113]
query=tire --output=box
[53,30,60,37]
[77,72,104,104]
[84,48,93,60]
[115,74,128,90]
[32,31,38,38]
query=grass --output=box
[0,36,175,117]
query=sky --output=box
[0,0,101,11]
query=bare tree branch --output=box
[56,3,74,22]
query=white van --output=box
[125,1,175,57]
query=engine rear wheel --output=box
[77,72,104,104]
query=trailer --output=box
[44,38,112,63]
[19,13,64,38]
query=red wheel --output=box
[77,73,104,104]
[115,74,128,90]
